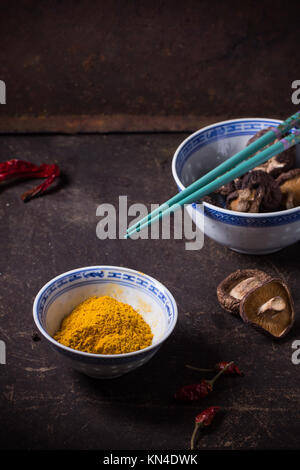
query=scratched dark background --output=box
[0,134,299,451]
[0,0,300,132]
[0,0,299,453]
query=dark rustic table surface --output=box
[0,133,299,450]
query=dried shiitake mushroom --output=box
[246,128,295,177]
[276,168,300,209]
[202,193,224,208]
[216,178,242,197]
[226,187,261,212]
[226,170,282,212]
[240,279,295,338]
[206,128,296,213]
[217,269,271,315]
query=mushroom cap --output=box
[276,168,300,209]
[217,269,272,315]
[226,171,282,212]
[276,168,300,185]
[226,188,261,212]
[247,128,295,177]
[208,129,296,213]
[241,171,282,212]
[216,179,242,197]
[240,278,295,338]
[202,193,224,208]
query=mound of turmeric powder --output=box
[53,295,153,355]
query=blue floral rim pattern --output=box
[176,119,278,176]
[176,119,300,227]
[53,342,159,364]
[37,268,176,328]
[202,205,300,227]
[34,267,178,364]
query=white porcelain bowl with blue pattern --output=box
[33,266,177,378]
[172,118,300,255]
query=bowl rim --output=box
[172,117,300,218]
[33,265,178,359]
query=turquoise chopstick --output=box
[125,129,300,238]
[126,110,300,236]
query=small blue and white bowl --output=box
[33,266,177,379]
[172,118,300,255]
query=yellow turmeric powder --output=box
[53,295,153,354]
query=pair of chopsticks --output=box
[126,111,300,238]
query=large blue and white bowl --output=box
[33,266,177,378]
[172,118,300,254]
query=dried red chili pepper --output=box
[175,361,233,401]
[216,361,243,376]
[186,361,243,376]
[174,380,212,401]
[190,406,220,450]
[0,159,60,202]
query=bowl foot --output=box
[230,247,282,255]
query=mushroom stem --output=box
[185,365,214,372]
[258,296,286,316]
[230,277,259,300]
[190,423,200,450]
